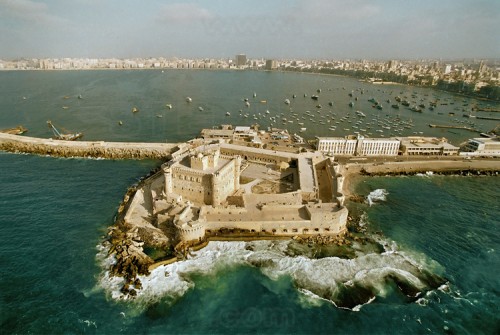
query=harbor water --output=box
[0,70,499,334]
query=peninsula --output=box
[1,126,498,298]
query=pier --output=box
[428,124,479,132]
[0,132,181,159]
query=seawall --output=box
[341,159,499,196]
[0,133,180,159]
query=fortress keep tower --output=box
[162,149,241,206]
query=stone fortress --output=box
[119,124,499,253]
[124,132,349,248]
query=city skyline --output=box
[0,0,499,60]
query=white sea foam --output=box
[352,296,376,312]
[366,189,388,206]
[98,239,443,311]
[416,171,435,177]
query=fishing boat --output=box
[47,121,83,141]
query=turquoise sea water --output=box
[0,70,499,334]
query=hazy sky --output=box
[0,0,498,60]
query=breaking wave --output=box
[97,235,446,311]
[366,189,389,206]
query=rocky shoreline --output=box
[103,158,499,299]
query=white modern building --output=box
[356,137,400,156]
[316,136,400,156]
[399,137,459,156]
[316,137,357,155]
[460,138,500,157]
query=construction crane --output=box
[47,121,83,141]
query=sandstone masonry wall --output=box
[0,133,180,159]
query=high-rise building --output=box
[235,54,247,67]
[265,59,277,70]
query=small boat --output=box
[62,106,69,110]
[132,107,139,113]
[118,121,123,125]
[198,106,204,111]
[349,101,354,107]
[311,95,319,100]
[253,92,257,97]
[186,97,192,103]
[245,101,250,107]
[300,127,307,132]
[156,114,163,118]
[1,125,28,135]
[47,121,83,141]
[226,112,231,116]
[165,104,172,109]
[284,99,290,105]
[77,94,83,99]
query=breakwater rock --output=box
[0,133,180,160]
[106,226,154,297]
[346,159,500,178]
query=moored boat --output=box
[1,125,28,135]
[47,121,83,141]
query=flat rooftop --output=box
[176,156,230,174]
[297,156,315,193]
[220,143,299,160]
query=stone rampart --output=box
[0,133,180,159]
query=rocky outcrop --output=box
[107,226,154,297]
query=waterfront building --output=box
[265,59,278,70]
[235,54,247,67]
[460,137,500,157]
[356,137,400,156]
[316,136,399,156]
[316,137,357,155]
[398,137,459,156]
